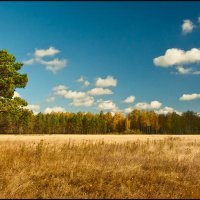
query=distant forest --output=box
[1,50,200,135]
[0,109,200,134]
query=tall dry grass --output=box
[0,137,200,199]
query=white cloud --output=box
[179,93,200,101]
[46,96,55,103]
[53,85,68,91]
[23,47,67,74]
[13,91,21,98]
[25,104,40,115]
[96,76,117,87]
[150,101,162,109]
[193,70,200,75]
[70,96,94,107]
[123,96,135,103]
[34,47,60,58]
[53,85,69,96]
[23,58,35,65]
[64,90,86,99]
[98,100,117,110]
[182,19,195,34]
[176,66,193,74]
[44,106,66,114]
[153,48,200,67]
[156,106,182,115]
[135,101,162,110]
[124,107,133,113]
[176,66,200,75]
[39,58,67,74]
[53,85,86,99]
[84,80,90,87]
[54,89,67,96]
[77,76,90,87]
[87,88,113,96]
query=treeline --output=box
[128,109,200,134]
[0,109,200,134]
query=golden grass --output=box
[0,137,200,199]
[1,134,200,144]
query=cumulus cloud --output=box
[46,96,55,103]
[96,76,117,87]
[34,47,60,58]
[134,101,162,110]
[57,90,85,99]
[66,91,85,99]
[154,48,200,75]
[53,85,68,91]
[70,96,94,107]
[87,88,113,96]
[179,93,200,101]
[124,107,133,113]
[98,100,117,110]
[23,47,67,74]
[153,48,200,67]
[123,96,135,103]
[77,76,90,87]
[53,85,69,96]
[182,19,195,34]
[53,85,86,99]
[148,101,162,109]
[40,58,67,74]
[44,106,66,114]
[25,104,40,115]
[156,106,182,115]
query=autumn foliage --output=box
[0,109,200,134]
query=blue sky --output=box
[0,2,200,115]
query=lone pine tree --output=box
[0,50,28,112]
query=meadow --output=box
[0,135,200,199]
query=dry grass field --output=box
[0,135,200,199]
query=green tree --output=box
[0,50,28,113]
[0,50,29,133]
[0,50,28,98]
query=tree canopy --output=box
[0,50,28,113]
